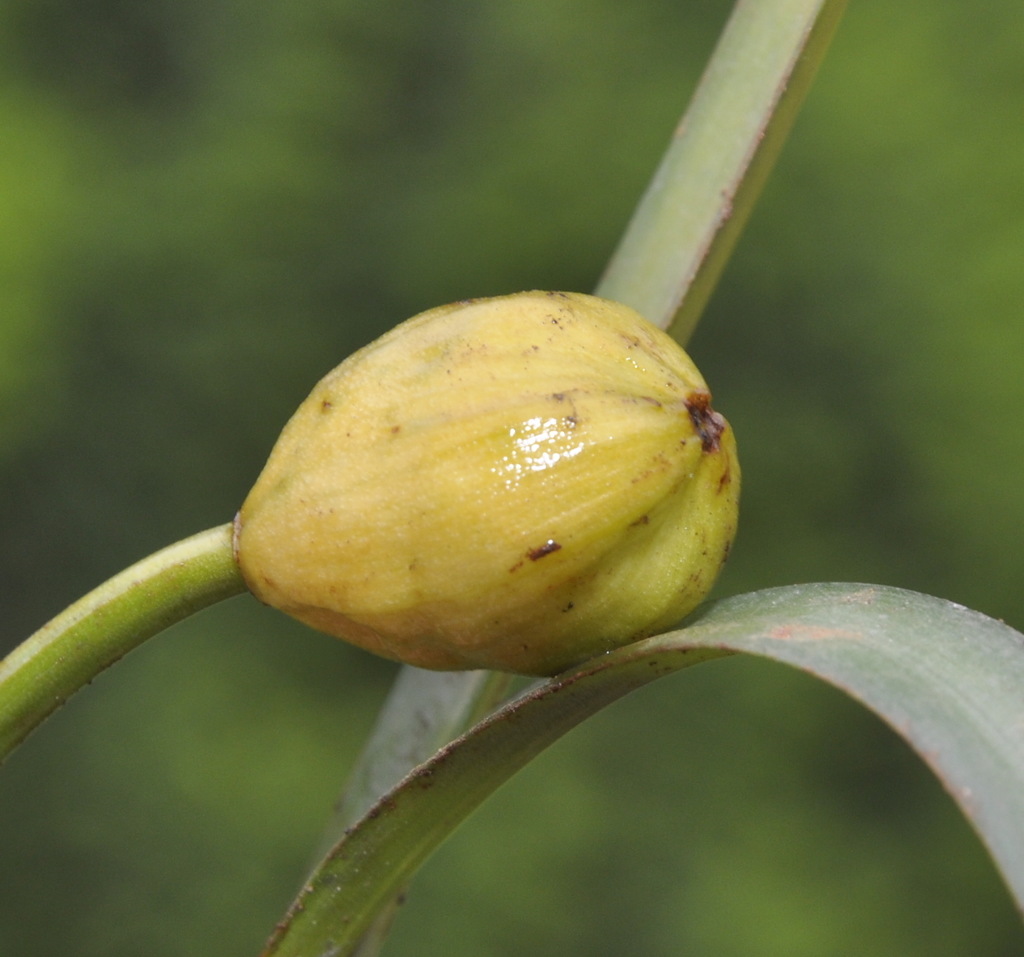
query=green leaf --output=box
[263,583,1024,956]
[599,0,848,339]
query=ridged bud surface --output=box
[235,291,739,675]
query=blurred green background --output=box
[2,0,1023,954]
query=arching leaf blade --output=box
[264,583,1024,956]
[684,583,1024,909]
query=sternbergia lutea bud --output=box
[233,291,739,676]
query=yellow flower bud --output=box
[234,291,739,675]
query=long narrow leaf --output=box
[264,583,1024,955]
[599,0,848,339]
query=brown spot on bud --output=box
[686,392,726,453]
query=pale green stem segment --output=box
[0,524,246,763]
[599,0,848,340]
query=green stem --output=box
[0,523,246,763]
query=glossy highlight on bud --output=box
[233,291,739,675]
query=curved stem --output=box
[0,523,246,763]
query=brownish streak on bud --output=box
[527,540,562,561]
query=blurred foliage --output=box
[0,0,1022,955]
